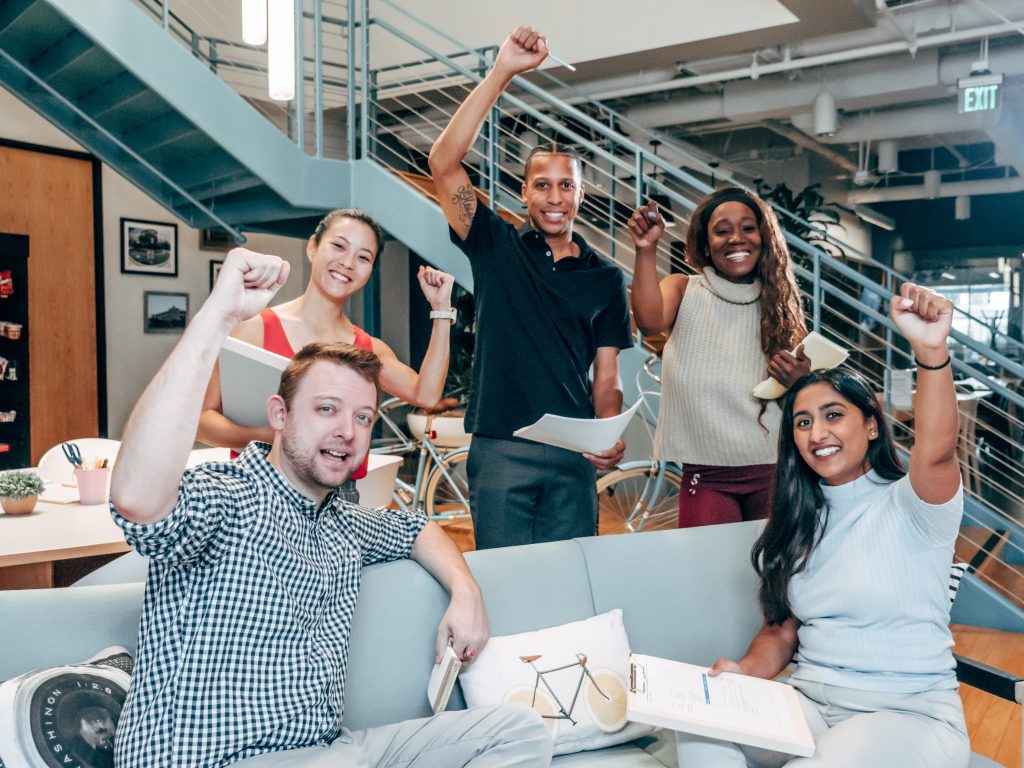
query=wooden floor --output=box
[439,522,1022,767]
[952,623,1023,768]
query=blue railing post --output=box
[162,0,169,31]
[314,0,323,158]
[360,0,369,159]
[608,114,616,262]
[812,250,821,332]
[634,151,643,209]
[295,0,305,152]
[346,0,355,160]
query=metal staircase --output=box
[0,0,1021,622]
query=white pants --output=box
[676,678,970,768]
[235,704,552,768]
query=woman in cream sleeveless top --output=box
[628,188,808,527]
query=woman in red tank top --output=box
[197,208,456,503]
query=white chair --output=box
[37,438,121,484]
[186,446,232,468]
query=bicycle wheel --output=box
[424,448,470,520]
[597,463,682,535]
[583,668,628,733]
[504,684,560,738]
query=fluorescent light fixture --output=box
[988,272,1000,278]
[242,0,267,45]
[941,272,956,280]
[852,204,896,231]
[267,0,295,101]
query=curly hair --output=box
[686,187,807,359]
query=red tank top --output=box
[230,308,374,480]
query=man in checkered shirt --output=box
[109,248,552,767]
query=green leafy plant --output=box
[0,469,44,499]
[760,181,846,261]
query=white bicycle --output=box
[597,354,682,535]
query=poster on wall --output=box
[121,218,178,277]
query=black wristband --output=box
[915,356,951,370]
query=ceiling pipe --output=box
[761,119,859,173]
[847,175,1024,203]
[585,21,1023,103]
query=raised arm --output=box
[111,249,290,524]
[708,616,800,680]
[628,201,687,335]
[410,520,488,667]
[428,26,549,240]
[891,282,959,504]
[377,266,454,408]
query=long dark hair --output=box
[751,367,905,624]
[687,187,807,360]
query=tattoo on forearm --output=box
[453,185,475,227]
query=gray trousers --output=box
[675,678,970,768]
[467,435,598,550]
[235,704,552,768]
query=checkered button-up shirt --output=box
[110,443,426,768]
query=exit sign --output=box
[958,73,1003,113]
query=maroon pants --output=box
[677,463,775,528]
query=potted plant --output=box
[0,469,44,515]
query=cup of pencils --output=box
[74,458,110,505]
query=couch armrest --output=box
[954,653,1024,704]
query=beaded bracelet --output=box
[915,356,951,370]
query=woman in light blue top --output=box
[677,282,970,768]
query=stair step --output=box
[30,28,92,81]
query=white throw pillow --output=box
[0,647,133,768]
[459,609,652,755]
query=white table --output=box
[0,499,129,589]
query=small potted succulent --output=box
[0,469,44,515]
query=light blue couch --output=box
[0,523,1005,767]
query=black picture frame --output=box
[143,291,188,334]
[200,227,234,251]
[209,259,224,292]
[121,218,178,277]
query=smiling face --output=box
[521,153,584,241]
[705,201,762,283]
[273,360,377,500]
[307,217,379,299]
[792,381,878,486]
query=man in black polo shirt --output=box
[428,24,633,549]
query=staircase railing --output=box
[130,0,1024,610]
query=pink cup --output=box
[74,468,110,505]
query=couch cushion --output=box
[465,540,597,636]
[0,646,133,768]
[343,558,451,731]
[551,741,671,766]
[575,523,764,666]
[0,584,144,681]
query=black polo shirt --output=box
[450,204,633,440]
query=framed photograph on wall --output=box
[144,291,188,334]
[209,259,224,292]
[121,218,178,276]
[200,227,235,251]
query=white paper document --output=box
[627,654,814,757]
[427,645,462,715]
[218,336,290,427]
[752,331,850,400]
[512,399,643,454]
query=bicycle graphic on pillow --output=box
[505,652,628,737]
